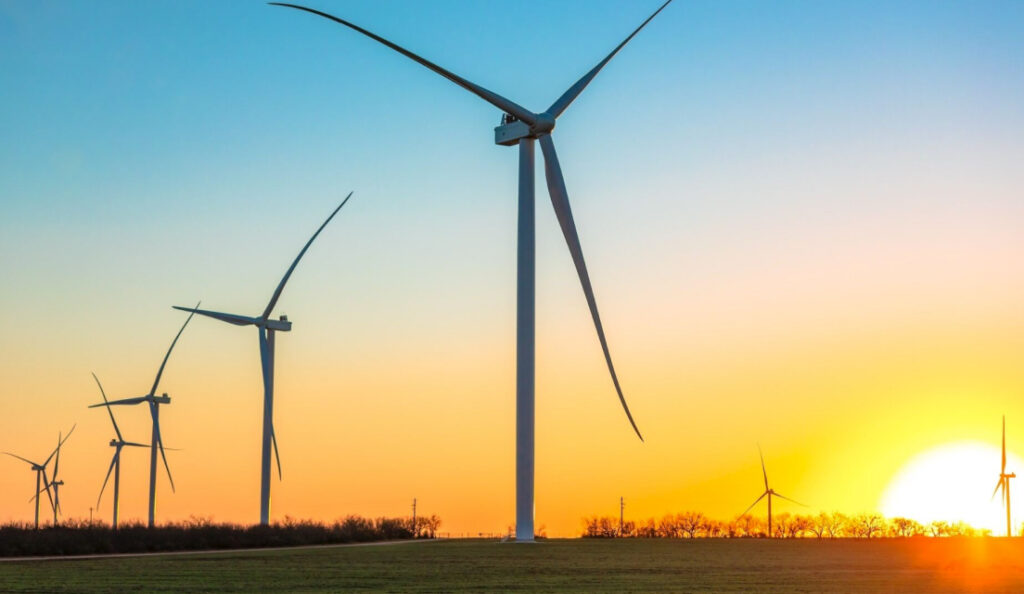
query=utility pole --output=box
[619,496,625,537]
[411,498,417,539]
[89,507,93,524]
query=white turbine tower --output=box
[88,305,199,528]
[4,426,75,529]
[271,1,672,540]
[173,194,353,525]
[91,373,149,530]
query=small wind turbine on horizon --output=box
[4,426,75,529]
[173,194,353,525]
[739,446,806,538]
[88,305,199,528]
[270,0,673,542]
[91,373,149,530]
[992,415,1015,537]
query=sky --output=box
[0,0,1022,537]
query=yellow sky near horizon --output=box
[1,213,1020,537]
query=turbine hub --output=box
[531,112,555,135]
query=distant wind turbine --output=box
[270,0,672,542]
[4,426,75,529]
[91,373,149,530]
[740,446,806,538]
[44,430,69,527]
[173,194,353,525]
[992,415,1016,537]
[88,305,199,528]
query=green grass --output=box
[3,538,1024,592]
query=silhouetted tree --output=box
[928,521,948,537]
[658,514,681,538]
[636,518,658,538]
[890,517,924,538]
[850,513,885,538]
[678,512,706,538]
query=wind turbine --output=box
[173,194,353,525]
[91,373,149,530]
[88,305,199,528]
[4,426,75,529]
[992,415,1016,537]
[739,446,805,538]
[44,429,69,527]
[270,0,672,542]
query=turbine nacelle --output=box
[265,316,292,332]
[494,112,556,146]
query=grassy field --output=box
[3,538,1024,592]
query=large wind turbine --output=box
[739,447,805,538]
[173,194,353,525]
[4,426,75,529]
[271,0,671,541]
[992,416,1016,537]
[88,305,198,528]
[91,373,149,530]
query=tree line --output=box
[582,512,998,539]
[0,514,442,557]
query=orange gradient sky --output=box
[1,1,1022,537]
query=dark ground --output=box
[2,538,1024,592]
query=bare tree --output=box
[890,517,923,538]
[658,514,681,538]
[850,513,886,539]
[636,518,658,538]
[791,514,813,538]
[678,511,706,538]
[927,521,948,537]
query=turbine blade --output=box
[53,433,61,481]
[89,396,149,407]
[29,482,51,504]
[1003,415,1007,473]
[42,424,75,468]
[993,477,1005,501]
[547,0,673,118]
[262,193,353,320]
[40,469,55,512]
[171,306,258,327]
[271,426,283,481]
[97,451,118,508]
[772,492,808,507]
[153,413,176,494]
[123,441,150,448]
[739,491,768,518]
[538,134,642,441]
[269,3,537,125]
[92,373,123,442]
[150,301,200,396]
[758,445,769,491]
[257,328,282,480]
[4,452,39,467]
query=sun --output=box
[881,441,1023,535]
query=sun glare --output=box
[881,442,1023,534]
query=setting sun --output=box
[881,442,1022,535]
